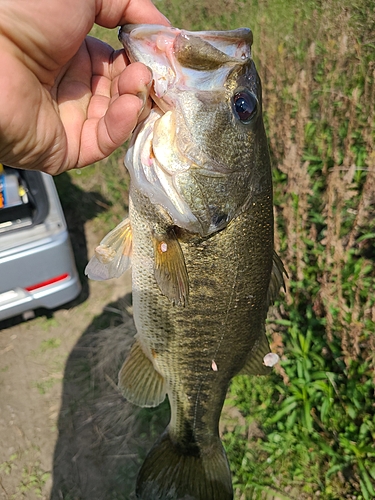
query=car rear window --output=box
[0,165,49,234]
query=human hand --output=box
[0,0,169,175]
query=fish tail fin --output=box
[136,430,233,500]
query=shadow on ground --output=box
[50,293,170,500]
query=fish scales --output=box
[86,23,286,500]
[130,192,273,499]
[131,187,273,420]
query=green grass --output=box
[33,377,60,395]
[17,463,50,498]
[39,338,62,352]
[0,450,50,499]
[55,146,130,236]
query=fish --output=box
[86,24,286,500]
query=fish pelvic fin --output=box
[267,250,287,306]
[152,228,189,306]
[136,430,233,500]
[240,331,273,376]
[118,340,166,408]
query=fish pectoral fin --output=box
[136,430,233,500]
[85,218,132,280]
[118,340,166,408]
[240,332,275,376]
[152,229,189,306]
[267,250,287,306]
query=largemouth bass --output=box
[86,24,285,500]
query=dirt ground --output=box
[0,178,169,500]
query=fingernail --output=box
[145,66,153,86]
[137,90,147,110]
[137,69,153,113]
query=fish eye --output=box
[232,91,258,123]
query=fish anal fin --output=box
[136,430,233,500]
[118,340,166,408]
[267,250,287,306]
[153,228,189,306]
[240,332,272,376]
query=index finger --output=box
[95,0,170,29]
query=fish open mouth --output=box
[119,24,252,104]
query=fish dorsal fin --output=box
[85,218,132,280]
[152,229,189,306]
[118,340,166,408]
[240,332,273,376]
[267,250,287,307]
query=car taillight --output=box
[25,273,70,292]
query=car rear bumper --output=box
[0,230,81,321]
